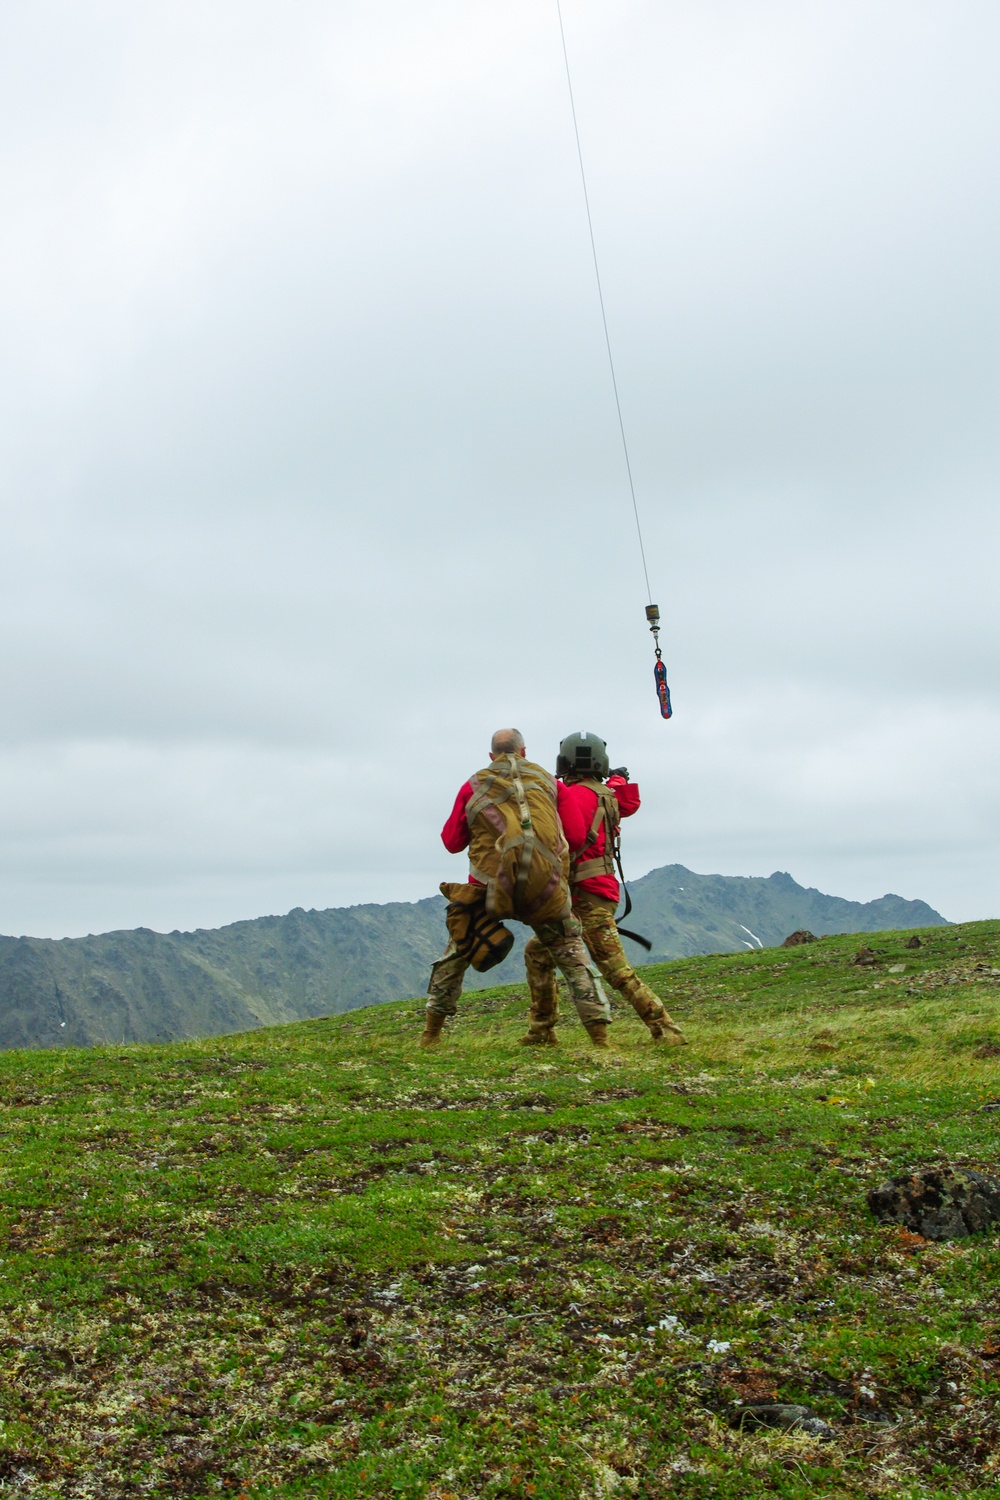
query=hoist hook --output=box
[645,604,673,719]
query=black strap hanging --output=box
[611,822,652,951]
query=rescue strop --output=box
[645,604,673,719]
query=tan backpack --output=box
[464,755,571,924]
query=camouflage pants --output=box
[427,913,609,1028]
[526,892,670,1031]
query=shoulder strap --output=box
[466,759,557,826]
[465,767,512,828]
[506,756,537,909]
[570,781,620,883]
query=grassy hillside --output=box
[1,921,999,1498]
[0,868,945,1050]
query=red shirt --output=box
[441,780,484,883]
[442,781,475,855]
[557,776,639,903]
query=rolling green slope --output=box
[0,920,998,1498]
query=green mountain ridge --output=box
[0,864,946,1050]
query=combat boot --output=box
[517,1026,558,1046]
[621,978,686,1045]
[420,1011,447,1047]
[584,1021,610,1048]
[647,1017,687,1045]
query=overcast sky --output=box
[2,0,998,939]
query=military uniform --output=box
[524,753,685,1044]
[572,890,678,1038]
[427,912,608,1028]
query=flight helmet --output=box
[556,731,610,780]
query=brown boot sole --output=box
[517,1031,558,1046]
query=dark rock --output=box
[852,946,882,966]
[854,1408,898,1427]
[800,1416,837,1440]
[729,1403,835,1440]
[782,930,817,947]
[905,934,923,949]
[867,1166,1000,1240]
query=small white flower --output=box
[706,1339,731,1354]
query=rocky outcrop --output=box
[868,1167,1000,1240]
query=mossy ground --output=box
[2,922,1000,1498]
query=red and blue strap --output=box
[654,658,672,719]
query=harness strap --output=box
[566,781,653,950]
[570,781,620,883]
[571,857,615,883]
[466,772,515,827]
[581,794,609,853]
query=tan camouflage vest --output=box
[566,777,621,885]
[464,755,571,924]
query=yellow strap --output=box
[507,756,537,909]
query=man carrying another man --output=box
[421,728,612,1047]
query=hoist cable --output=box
[556,0,652,605]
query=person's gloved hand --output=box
[608,766,629,782]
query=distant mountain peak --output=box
[0,864,947,1050]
